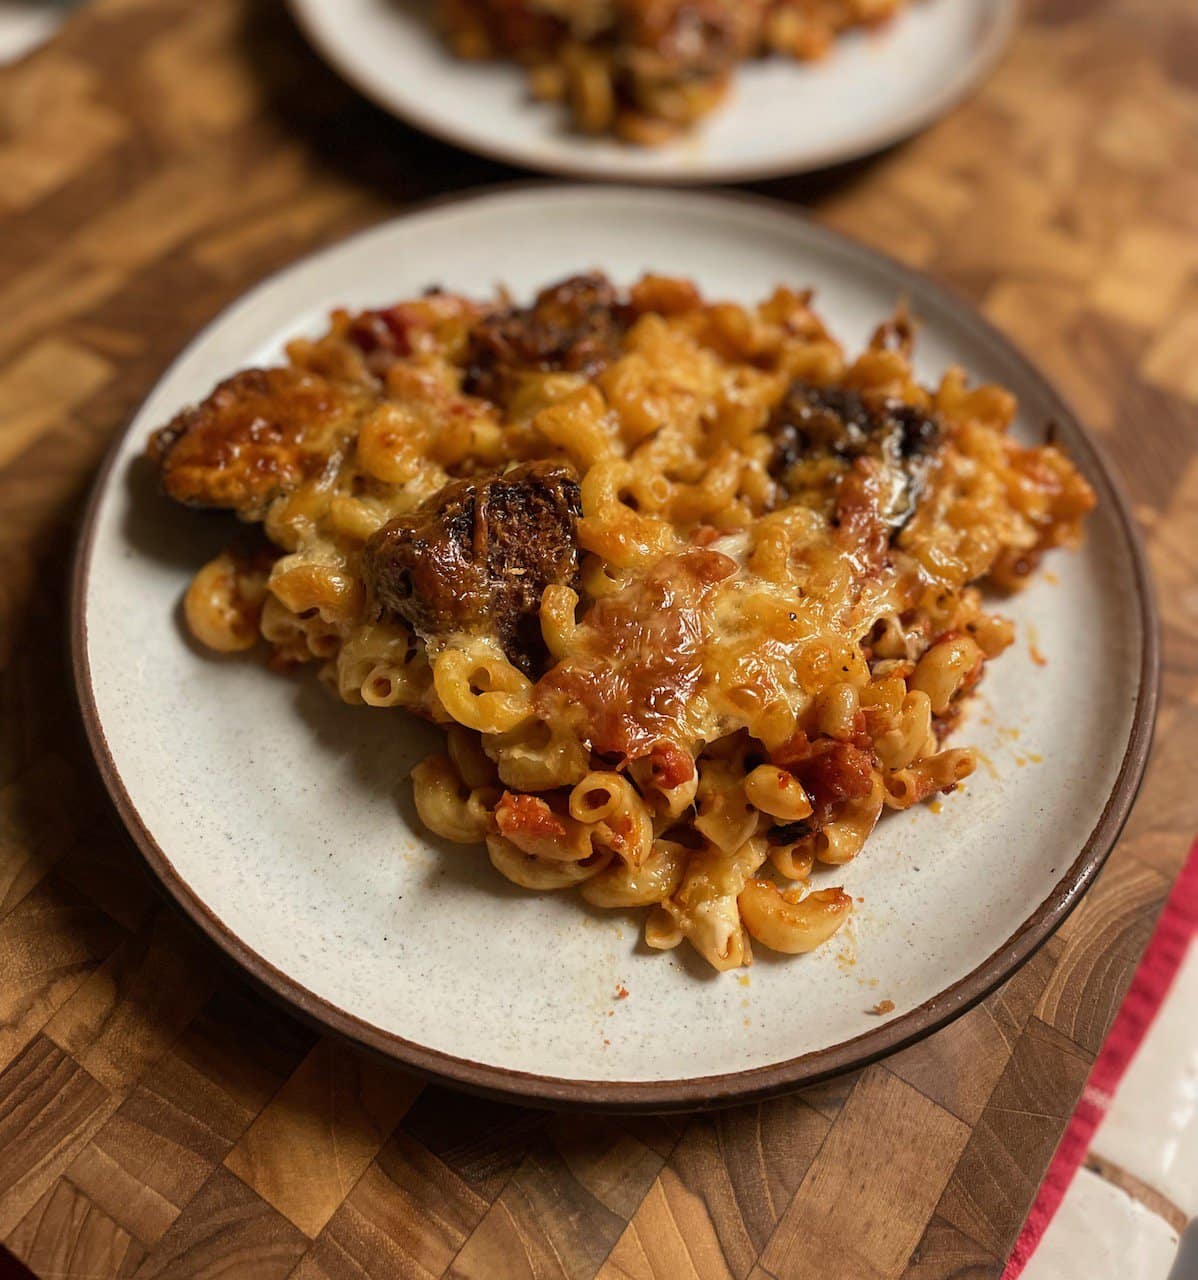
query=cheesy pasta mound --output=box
[438,0,913,144]
[147,272,1095,971]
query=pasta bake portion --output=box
[437,0,913,143]
[149,272,1095,971]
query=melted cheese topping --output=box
[159,273,1097,970]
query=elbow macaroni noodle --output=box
[164,274,1095,972]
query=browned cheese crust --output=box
[147,367,374,519]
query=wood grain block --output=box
[1093,79,1188,175]
[936,1018,1092,1260]
[902,1215,998,1280]
[981,281,1103,432]
[596,1100,829,1280]
[793,1070,861,1123]
[652,1096,832,1276]
[1141,290,1198,404]
[139,4,270,138]
[0,255,126,362]
[0,336,112,470]
[62,1139,179,1251]
[0,0,1196,1274]
[127,1167,309,1280]
[224,1038,422,1238]
[0,1037,119,1239]
[0,58,126,214]
[148,985,318,1153]
[760,1068,970,1280]
[399,1089,547,1198]
[618,1115,689,1162]
[0,876,126,1076]
[545,1114,667,1220]
[1089,224,1198,330]
[43,909,220,1092]
[1033,855,1169,1054]
[1149,453,1198,646]
[597,1167,739,1280]
[55,985,311,1240]
[1103,380,1196,534]
[0,755,82,917]
[191,188,373,280]
[53,825,161,937]
[886,940,1060,1127]
[292,1131,492,1280]
[1049,309,1151,440]
[10,982,317,1270]
[7,1177,147,1279]
[447,1120,664,1280]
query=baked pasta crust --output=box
[149,272,1095,972]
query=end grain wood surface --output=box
[1,0,1196,1275]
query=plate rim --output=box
[70,182,1161,1112]
[284,0,1019,184]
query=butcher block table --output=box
[1,0,1196,1275]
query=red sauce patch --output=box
[770,734,875,826]
[649,741,695,790]
[495,793,567,841]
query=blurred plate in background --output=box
[287,0,1017,183]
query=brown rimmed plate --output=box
[72,185,1158,1112]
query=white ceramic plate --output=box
[73,186,1157,1110]
[287,0,1017,183]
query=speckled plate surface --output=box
[72,186,1157,1110]
[286,0,1016,184]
